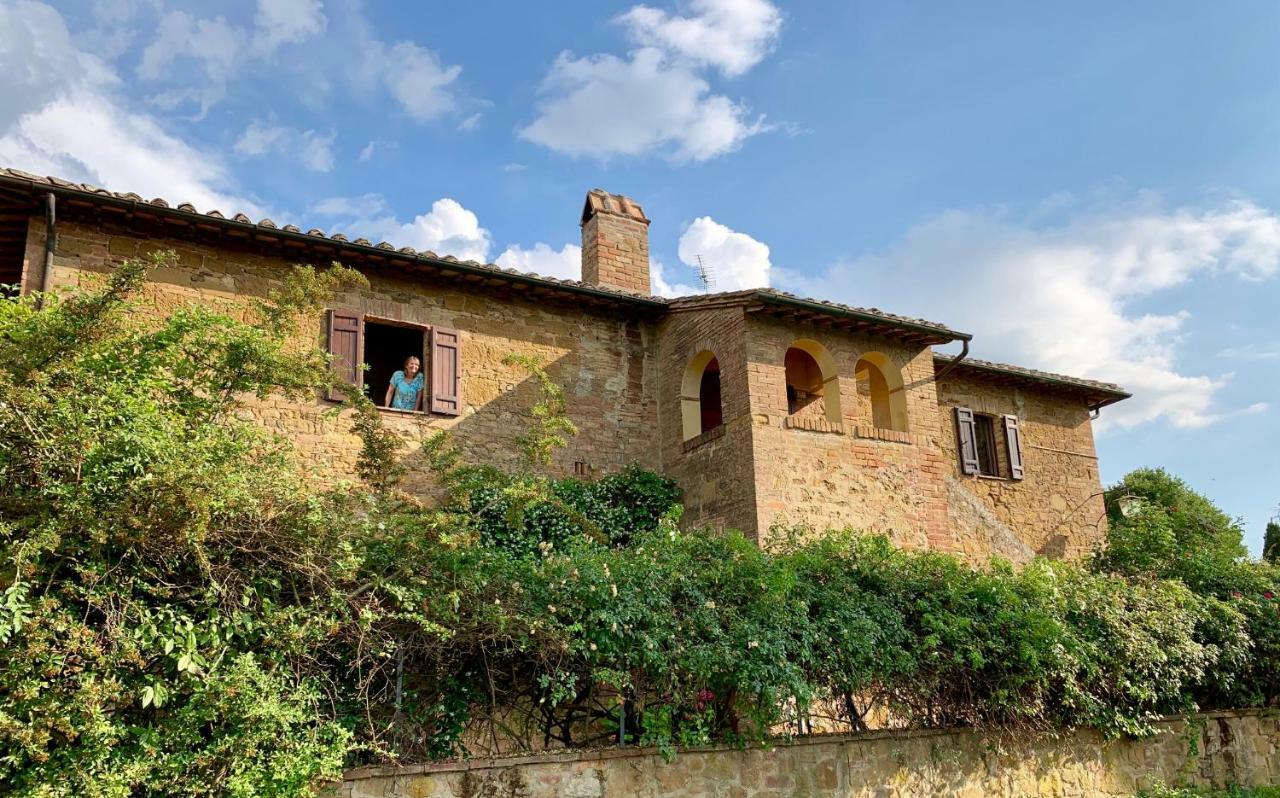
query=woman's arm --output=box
[384,379,395,407]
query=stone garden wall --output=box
[336,710,1280,798]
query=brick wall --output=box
[743,316,954,551]
[335,709,1280,798]
[936,371,1108,562]
[580,211,650,294]
[655,306,759,533]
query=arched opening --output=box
[681,350,723,441]
[854,352,908,431]
[784,339,842,423]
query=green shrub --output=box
[6,254,1280,795]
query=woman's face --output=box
[404,357,421,377]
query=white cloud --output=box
[310,193,388,218]
[779,195,1280,431]
[1219,343,1280,361]
[379,41,463,122]
[652,257,702,297]
[136,0,328,117]
[0,91,258,216]
[520,48,764,162]
[0,1,112,129]
[677,216,771,290]
[619,0,782,78]
[0,3,256,216]
[495,243,582,280]
[311,194,492,261]
[253,0,327,52]
[234,120,336,172]
[137,10,244,116]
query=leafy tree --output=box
[0,254,371,796]
[1098,467,1247,592]
[1264,519,1280,563]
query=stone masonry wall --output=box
[336,709,1280,798]
[22,214,1111,561]
[26,217,661,493]
[936,372,1107,563]
[744,316,954,551]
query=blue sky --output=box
[3,0,1277,550]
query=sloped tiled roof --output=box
[0,165,1127,400]
[0,167,666,309]
[934,353,1131,408]
[670,288,969,345]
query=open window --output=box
[784,339,842,423]
[854,352,908,432]
[955,407,1024,479]
[325,310,462,416]
[681,350,723,441]
[364,319,428,412]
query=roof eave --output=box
[933,354,1131,407]
[752,291,971,344]
[0,172,669,313]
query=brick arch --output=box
[855,351,908,432]
[681,350,723,441]
[784,338,843,424]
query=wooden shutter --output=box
[1003,414,1025,480]
[430,326,462,415]
[955,407,979,475]
[326,309,362,402]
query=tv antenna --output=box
[694,254,715,293]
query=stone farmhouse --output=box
[0,168,1129,561]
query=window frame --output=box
[972,413,1001,478]
[362,315,431,415]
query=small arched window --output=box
[854,352,908,431]
[681,350,723,441]
[784,339,842,423]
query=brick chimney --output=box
[580,189,650,294]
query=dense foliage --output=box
[1264,520,1280,564]
[2,255,1279,796]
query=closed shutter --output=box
[1003,414,1025,480]
[326,309,362,401]
[955,407,979,475]
[430,326,462,415]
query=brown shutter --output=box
[430,326,462,415]
[1003,414,1025,480]
[326,309,362,402]
[955,407,979,475]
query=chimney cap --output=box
[581,188,649,226]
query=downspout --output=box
[37,192,56,305]
[933,338,970,382]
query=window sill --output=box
[682,424,726,453]
[784,416,845,434]
[377,406,427,416]
[973,473,1011,482]
[850,425,913,444]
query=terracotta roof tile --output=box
[670,288,965,341]
[0,167,668,305]
[933,353,1130,400]
[582,188,649,225]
